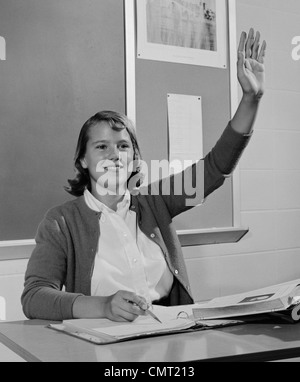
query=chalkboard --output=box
[0,0,126,241]
[134,12,233,232]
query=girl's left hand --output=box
[237,28,267,101]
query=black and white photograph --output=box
[146,0,217,51]
[137,0,227,68]
[1,0,300,364]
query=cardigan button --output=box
[150,233,156,239]
[174,270,179,275]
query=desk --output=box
[0,343,26,362]
[1,320,300,362]
[0,297,5,320]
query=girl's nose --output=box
[109,146,120,160]
[109,147,121,162]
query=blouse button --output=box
[174,270,179,275]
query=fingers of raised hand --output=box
[239,28,267,64]
[251,31,261,60]
[257,40,267,64]
[245,28,255,59]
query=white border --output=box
[136,0,227,69]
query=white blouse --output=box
[84,190,173,304]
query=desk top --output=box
[1,320,300,362]
[0,342,26,362]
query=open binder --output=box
[48,279,300,345]
[48,304,240,345]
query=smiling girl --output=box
[22,29,267,322]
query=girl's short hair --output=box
[65,110,142,197]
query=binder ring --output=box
[292,304,300,322]
[177,311,189,320]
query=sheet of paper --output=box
[50,304,242,342]
[93,318,192,338]
[193,279,300,320]
[195,280,300,309]
[62,305,196,339]
[167,93,203,174]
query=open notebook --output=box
[48,304,240,345]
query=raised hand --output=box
[237,28,267,101]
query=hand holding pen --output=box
[103,290,161,323]
[130,300,162,324]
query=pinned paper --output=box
[167,93,203,174]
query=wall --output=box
[184,0,300,302]
[0,261,27,321]
[2,0,300,321]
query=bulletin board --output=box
[131,0,241,240]
[135,60,233,230]
[0,0,126,242]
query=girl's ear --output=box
[80,158,88,169]
[133,156,141,173]
[133,151,141,169]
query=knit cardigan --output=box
[21,123,252,320]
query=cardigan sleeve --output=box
[21,214,83,321]
[151,122,252,218]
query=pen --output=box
[145,307,162,324]
[127,300,162,323]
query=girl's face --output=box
[81,122,135,197]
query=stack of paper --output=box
[193,279,300,321]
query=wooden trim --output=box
[228,0,242,228]
[124,0,136,124]
[178,227,249,247]
[0,243,35,261]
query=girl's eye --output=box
[96,145,107,150]
[120,144,130,150]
